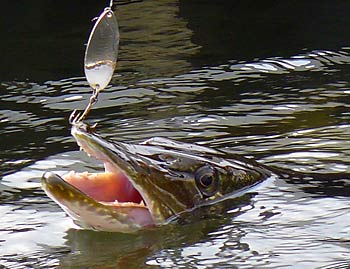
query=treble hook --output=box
[69,109,80,124]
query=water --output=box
[1,1,350,268]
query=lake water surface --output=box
[0,1,349,268]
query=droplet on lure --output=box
[84,8,119,91]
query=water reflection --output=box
[56,195,251,269]
[116,0,200,80]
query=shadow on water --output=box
[179,1,350,65]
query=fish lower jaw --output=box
[42,171,156,232]
[60,199,155,233]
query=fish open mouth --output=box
[63,164,144,207]
[41,126,156,232]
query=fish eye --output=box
[195,165,219,197]
[199,174,213,187]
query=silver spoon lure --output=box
[71,1,119,124]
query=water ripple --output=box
[1,48,350,268]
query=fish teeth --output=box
[140,200,145,206]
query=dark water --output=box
[1,1,350,268]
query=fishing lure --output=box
[72,1,119,123]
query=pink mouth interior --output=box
[63,170,143,204]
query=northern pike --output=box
[42,3,275,233]
[42,121,275,233]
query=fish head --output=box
[42,122,272,232]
